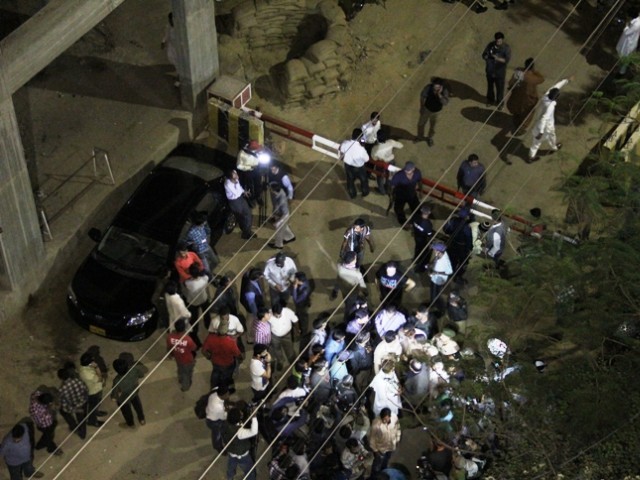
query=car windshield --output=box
[95,226,169,276]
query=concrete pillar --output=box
[171,0,220,110]
[0,48,44,290]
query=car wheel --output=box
[224,212,237,234]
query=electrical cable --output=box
[36,0,624,477]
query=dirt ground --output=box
[0,0,621,478]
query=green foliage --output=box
[469,117,640,475]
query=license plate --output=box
[89,325,106,336]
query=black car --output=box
[67,144,236,341]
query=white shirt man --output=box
[528,78,570,161]
[371,138,403,163]
[340,138,369,167]
[370,369,402,416]
[373,334,403,374]
[205,391,228,422]
[268,306,298,337]
[263,254,297,304]
[374,306,407,338]
[224,174,245,200]
[209,313,245,336]
[617,11,640,74]
[183,274,209,305]
[361,113,381,146]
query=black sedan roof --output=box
[110,146,235,246]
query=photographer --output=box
[482,32,511,108]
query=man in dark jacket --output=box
[482,32,511,108]
[416,78,450,146]
[389,161,422,226]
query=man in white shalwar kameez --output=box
[617,9,640,75]
[527,78,572,162]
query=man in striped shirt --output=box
[29,391,62,455]
[253,308,272,347]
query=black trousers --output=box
[60,403,88,439]
[35,422,58,453]
[486,74,506,105]
[118,394,145,426]
[344,164,369,198]
[393,194,419,224]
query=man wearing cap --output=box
[375,261,416,307]
[340,128,370,199]
[389,161,422,226]
[528,78,572,162]
[340,218,375,269]
[456,154,486,197]
[484,209,507,266]
[224,169,255,240]
[412,205,434,273]
[403,359,431,407]
[443,208,473,283]
[429,243,453,307]
[263,252,297,306]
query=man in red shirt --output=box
[167,319,197,391]
[202,318,242,389]
[174,242,204,283]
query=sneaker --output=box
[267,243,283,250]
[555,143,563,151]
[283,237,296,244]
[96,410,108,417]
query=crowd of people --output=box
[4,3,639,480]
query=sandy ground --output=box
[0,0,620,478]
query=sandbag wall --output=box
[231,0,355,105]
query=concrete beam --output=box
[0,0,126,101]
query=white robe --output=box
[617,17,640,58]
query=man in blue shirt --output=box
[0,423,43,479]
